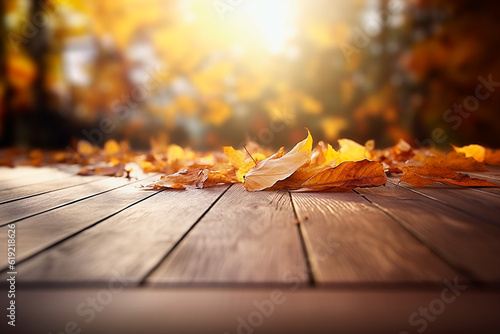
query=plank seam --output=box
[0,177,102,205]
[139,184,233,286]
[0,189,164,274]
[289,192,316,287]
[0,174,160,227]
[387,179,500,229]
[0,174,75,192]
[352,189,480,285]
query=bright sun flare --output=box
[233,0,298,54]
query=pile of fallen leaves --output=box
[1,131,499,191]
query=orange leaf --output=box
[146,168,208,189]
[485,148,500,166]
[425,152,488,171]
[296,160,387,191]
[400,165,497,187]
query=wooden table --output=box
[1,165,499,334]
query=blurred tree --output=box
[403,0,500,147]
[1,0,498,150]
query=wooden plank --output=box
[463,172,500,197]
[357,183,500,283]
[147,184,308,285]
[0,174,160,271]
[388,176,500,227]
[291,191,461,284]
[0,174,153,226]
[0,167,77,191]
[0,166,56,180]
[0,174,104,204]
[13,185,230,283]
[469,165,500,181]
[5,288,500,334]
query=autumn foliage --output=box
[2,130,498,192]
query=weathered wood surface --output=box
[4,288,500,334]
[148,184,309,285]
[15,185,230,283]
[388,176,500,227]
[357,183,500,283]
[0,173,153,226]
[0,174,103,204]
[291,191,461,284]
[0,167,499,286]
[0,174,158,271]
[1,166,500,333]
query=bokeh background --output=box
[1,0,499,151]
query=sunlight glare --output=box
[240,0,297,54]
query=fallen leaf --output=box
[104,140,121,155]
[391,139,414,161]
[295,160,387,191]
[244,131,312,191]
[77,140,95,156]
[454,144,500,166]
[485,148,500,166]
[336,138,372,163]
[146,168,209,189]
[223,146,246,169]
[400,165,497,187]
[78,163,126,177]
[425,152,488,171]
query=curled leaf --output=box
[244,131,312,191]
[146,168,209,189]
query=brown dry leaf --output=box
[146,168,209,190]
[204,170,238,187]
[26,149,44,166]
[485,148,500,166]
[273,164,328,190]
[425,152,488,171]
[400,165,497,187]
[295,160,387,192]
[391,139,414,161]
[78,163,127,177]
[244,131,312,191]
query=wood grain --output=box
[0,166,56,181]
[147,184,309,285]
[463,171,500,196]
[357,183,500,283]
[0,174,103,204]
[388,176,500,227]
[469,165,500,181]
[291,191,461,284]
[0,168,77,191]
[6,288,500,334]
[0,174,160,271]
[14,185,229,283]
[0,175,150,226]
